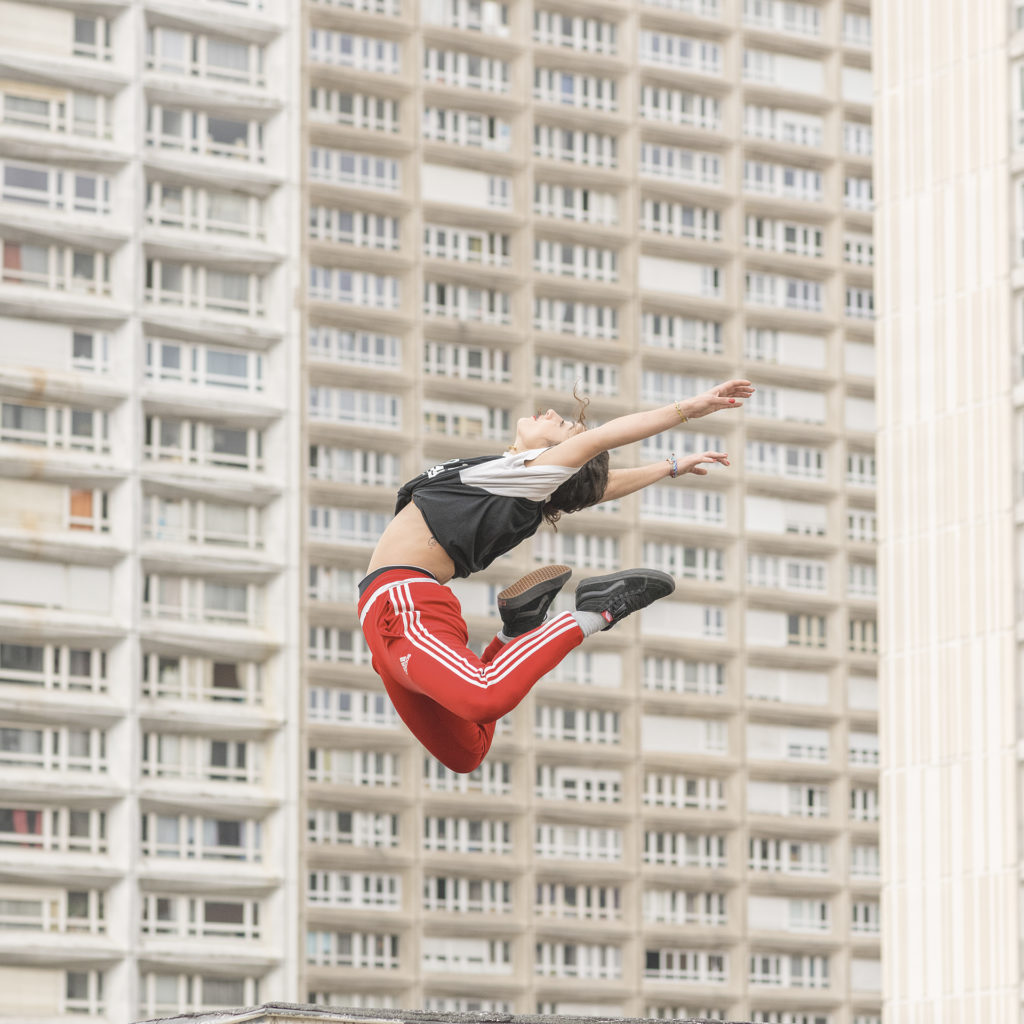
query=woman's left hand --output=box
[679,451,730,475]
[685,380,756,419]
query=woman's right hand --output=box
[684,380,756,419]
[679,451,730,475]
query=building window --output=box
[312,29,401,74]
[536,819,622,860]
[0,642,107,692]
[423,106,511,149]
[308,387,401,428]
[534,298,618,339]
[141,894,260,938]
[533,68,617,111]
[309,808,400,848]
[533,11,616,53]
[641,85,721,130]
[536,942,622,979]
[0,724,106,773]
[0,806,107,854]
[147,28,265,85]
[146,105,264,162]
[640,30,721,73]
[1,159,111,214]
[424,224,510,265]
[310,88,400,132]
[143,416,264,471]
[643,657,724,695]
[73,16,112,60]
[749,836,829,875]
[535,764,622,803]
[536,882,621,921]
[141,653,262,705]
[644,830,725,868]
[309,265,400,309]
[423,876,510,913]
[309,146,400,191]
[534,706,620,743]
[147,182,263,239]
[743,0,821,37]
[424,815,508,854]
[645,948,727,983]
[138,974,258,1018]
[0,86,111,138]
[642,143,722,185]
[309,871,402,909]
[534,124,618,168]
[424,0,508,34]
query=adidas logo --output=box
[399,654,411,674]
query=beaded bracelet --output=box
[666,454,678,479]
[674,401,688,424]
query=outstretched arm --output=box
[529,380,754,470]
[600,451,731,502]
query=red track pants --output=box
[358,568,584,773]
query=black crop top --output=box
[394,449,578,578]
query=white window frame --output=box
[141,893,261,939]
[141,653,263,705]
[423,281,511,323]
[641,142,722,185]
[146,104,264,161]
[425,341,511,383]
[423,106,511,150]
[424,223,510,266]
[143,415,264,471]
[145,260,265,317]
[425,0,508,35]
[307,748,400,787]
[641,85,721,130]
[533,68,618,112]
[145,338,264,391]
[140,812,262,861]
[311,29,401,74]
[309,146,400,192]
[146,27,265,86]
[534,297,618,339]
[534,124,618,168]
[639,30,722,74]
[0,159,111,214]
[142,574,256,626]
[309,88,400,132]
[0,240,110,295]
[309,386,401,428]
[424,815,510,855]
[146,181,264,239]
[533,11,617,54]
[0,807,106,855]
[0,400,110,453]
[0,85,111,139]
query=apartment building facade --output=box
[0,0,878,1021]
[300,0,879,1022]
[0,0,303,1018]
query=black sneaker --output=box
[497,565,573,638]
[575,568,676,631]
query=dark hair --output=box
[541,387,609,529]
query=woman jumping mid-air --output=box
[359,378,755,773]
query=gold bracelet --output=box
[674,401,688,424]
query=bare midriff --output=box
[365,502,457,584]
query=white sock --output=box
[496,629,514,644]
[572,610,607,637]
